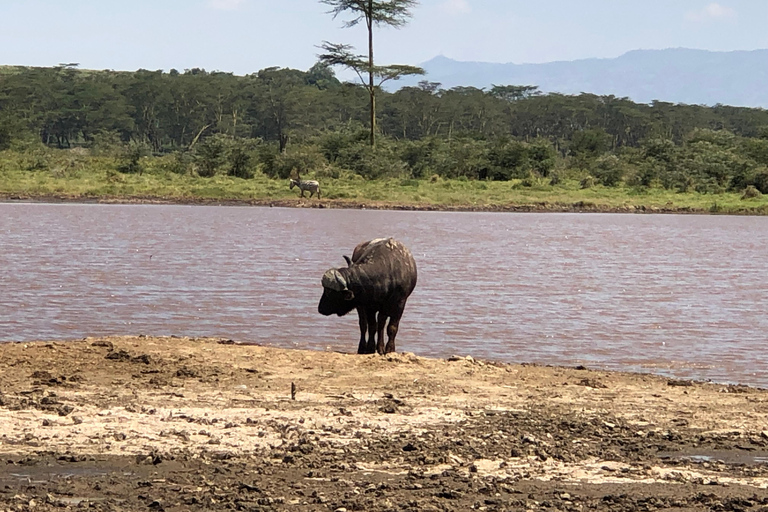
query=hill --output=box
[400,48,768,108]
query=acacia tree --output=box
[319,0,424,146]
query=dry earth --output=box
[0,193,708,215]
[1,336,768,511]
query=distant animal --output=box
[289,175,321,199]
[318,238,417,355]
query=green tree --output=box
[318,0,424,146]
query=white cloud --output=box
[208,0,246,11]
[440,0,471,16]
[686,2,737,22]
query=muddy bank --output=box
[0,192,742,215]
[1,336,768,511]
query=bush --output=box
[22,146,52,172]
[642,138,676,163]
[0,125,12,151]
[117,141,150,175]
[527,139,557,177]
[754,168,768,194]
[580,175,596,189]
[336,139,405,179]
[194,135,227,177]
[591,155,624,187]
[677,141,748,192]
[262,145,328,180]
[226,138,261,179]
[89,131,124,157]
[191,135,262,178]
[742,185,762,199]
[400,138,443,179]
[319,130,368,163]
[686,128,737,148]
[485,138,529,181]
[743,138,768,165]
[436,138,489,180]
[570,129,612,159]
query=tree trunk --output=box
[279,133,289,153]
[368,0,376,147]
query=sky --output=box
[1,0,767,75]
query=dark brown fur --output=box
[318,238,417,355]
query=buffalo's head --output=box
[318,268,356,317]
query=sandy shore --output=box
[1,336,767,511]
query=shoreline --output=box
[0,191,747,215]
[1,336,767,510]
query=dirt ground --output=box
[0,193,701,215]
[1,337,768,511]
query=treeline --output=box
[2,64,768,194]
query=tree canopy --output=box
[3,64,768,195]
[319,0,424,146]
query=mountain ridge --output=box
[397,48,768,108]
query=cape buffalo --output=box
[318,238,417,355]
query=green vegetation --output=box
[2,63,768,214]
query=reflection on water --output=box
[1,203,768,387]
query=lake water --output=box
[2,203,767,387]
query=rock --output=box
[57,405,74,416]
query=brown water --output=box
[2,203,767,387]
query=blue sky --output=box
[1,0,766,74]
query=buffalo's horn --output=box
[321,269,347,291]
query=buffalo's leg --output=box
[365,309,378,354]
[356,307,368,354]
[383,305,405,354]
[376,313,389,355]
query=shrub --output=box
[742,185,762,199]
[22,147,52,172]
[400,137,443,178]
[686,128,737,148]
[89,131,124,157]
[754,168,768,194]
[336,139,405,180]
[436,138,489,180]
[677,141,748,192]
[641,138,676,163]
[580,175,596,189]
[0,125,11,151]
[486,138,529,181]
[194,135,227,177]
[527,139,557,177]
[319,129,368,163]
[261,145,328,180]
[591,155,625,187]
[742,138,768,166]
[226,138,261,179]
[570,129,612,159]
[117,141,150,175]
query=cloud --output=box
[208,0,246,10]
[440,0,471,16]
[686,3,737,22]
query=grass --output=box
[1,150,767,215]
